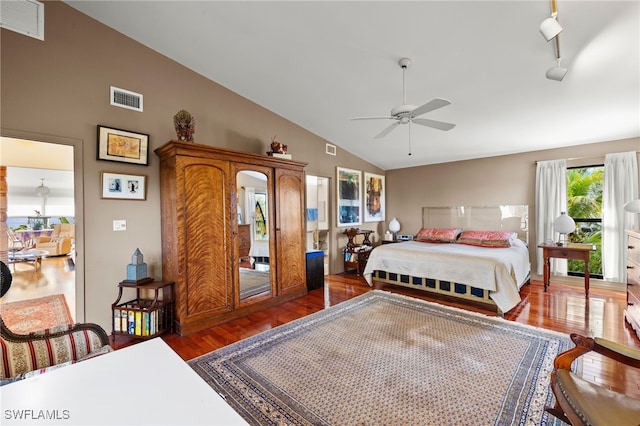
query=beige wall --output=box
[385,137,640,286]
[0,1,382,331]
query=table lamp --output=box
[553,212,575,246]
[389,217,401,240]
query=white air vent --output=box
[110,86,143,112]
[326,143,336,156]
[0,0,44,41]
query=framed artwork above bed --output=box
[364,172,385,223]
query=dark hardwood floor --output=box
[9,257,636,401]
[157,273,640,400]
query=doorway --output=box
[0,137,77,319]
[305,175,330,275]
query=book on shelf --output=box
[267,152,292,159]
[143,312,150,336]
[150,310,156,335]
[114,310,121,332]
[135,311,142,336]
[128,311,135,334]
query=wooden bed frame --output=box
[370,205,530,314]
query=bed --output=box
[363,205,531,314]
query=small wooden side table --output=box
[111,280,175,346]
[538,243,595,296]
[343,228,373,276]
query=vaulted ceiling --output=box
[65,1,639,170]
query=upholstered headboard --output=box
[421,205,529,244]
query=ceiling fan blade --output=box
[351,116,395,121]
[410,98,451,118]
[412,118,456,131]
[374,121,400,138]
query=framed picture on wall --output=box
[97,125,149,166]
[101,172,146,200]
[364,172,385,222]
[337,167,361,227]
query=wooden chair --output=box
[6,229,23,251]
[545,333,640,425]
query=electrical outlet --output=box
[113,220,126,231]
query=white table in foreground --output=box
[0,338,248,425]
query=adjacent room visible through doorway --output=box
[0,138,76,319]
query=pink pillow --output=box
[457,230,515,248]
[415,228,462,243]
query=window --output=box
[567,166,604,278]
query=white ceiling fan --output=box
[352,58,456,141]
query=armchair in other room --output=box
[35,223,75,256]
[545,333,640,426]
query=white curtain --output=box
[603,151,639,282]
[535,159,568,275]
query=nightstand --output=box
[538,243,595,296]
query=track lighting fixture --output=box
[540,0,562,41]
[546,58,567,81]
[540,16,562,42]
[542,0,567,81]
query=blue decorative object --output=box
[126,248,148,282]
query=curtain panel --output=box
[535,159,568,276]
[603,151,639,282]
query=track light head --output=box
[546,58,567,81]
[540,16,563,41]
[546,66,567,81]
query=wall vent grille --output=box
[110,86,143,112]
[0,0,45,41]
[326,143,337,156]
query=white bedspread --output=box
[363,240,530,313]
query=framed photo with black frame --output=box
[337,167,362,227]
[101,172,146,200]
[97,125,149,166]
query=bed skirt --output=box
[371,270,500,312]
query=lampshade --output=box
[35,178,50,197]
[554,212,575,234]
[540,16,562,41]
[388,217,401,233]
[624,199,640,213]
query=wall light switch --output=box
[113,220,126,231]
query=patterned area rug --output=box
[0,294,72,333]
[190,290,574,425]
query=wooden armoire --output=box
[155,141,308,335]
